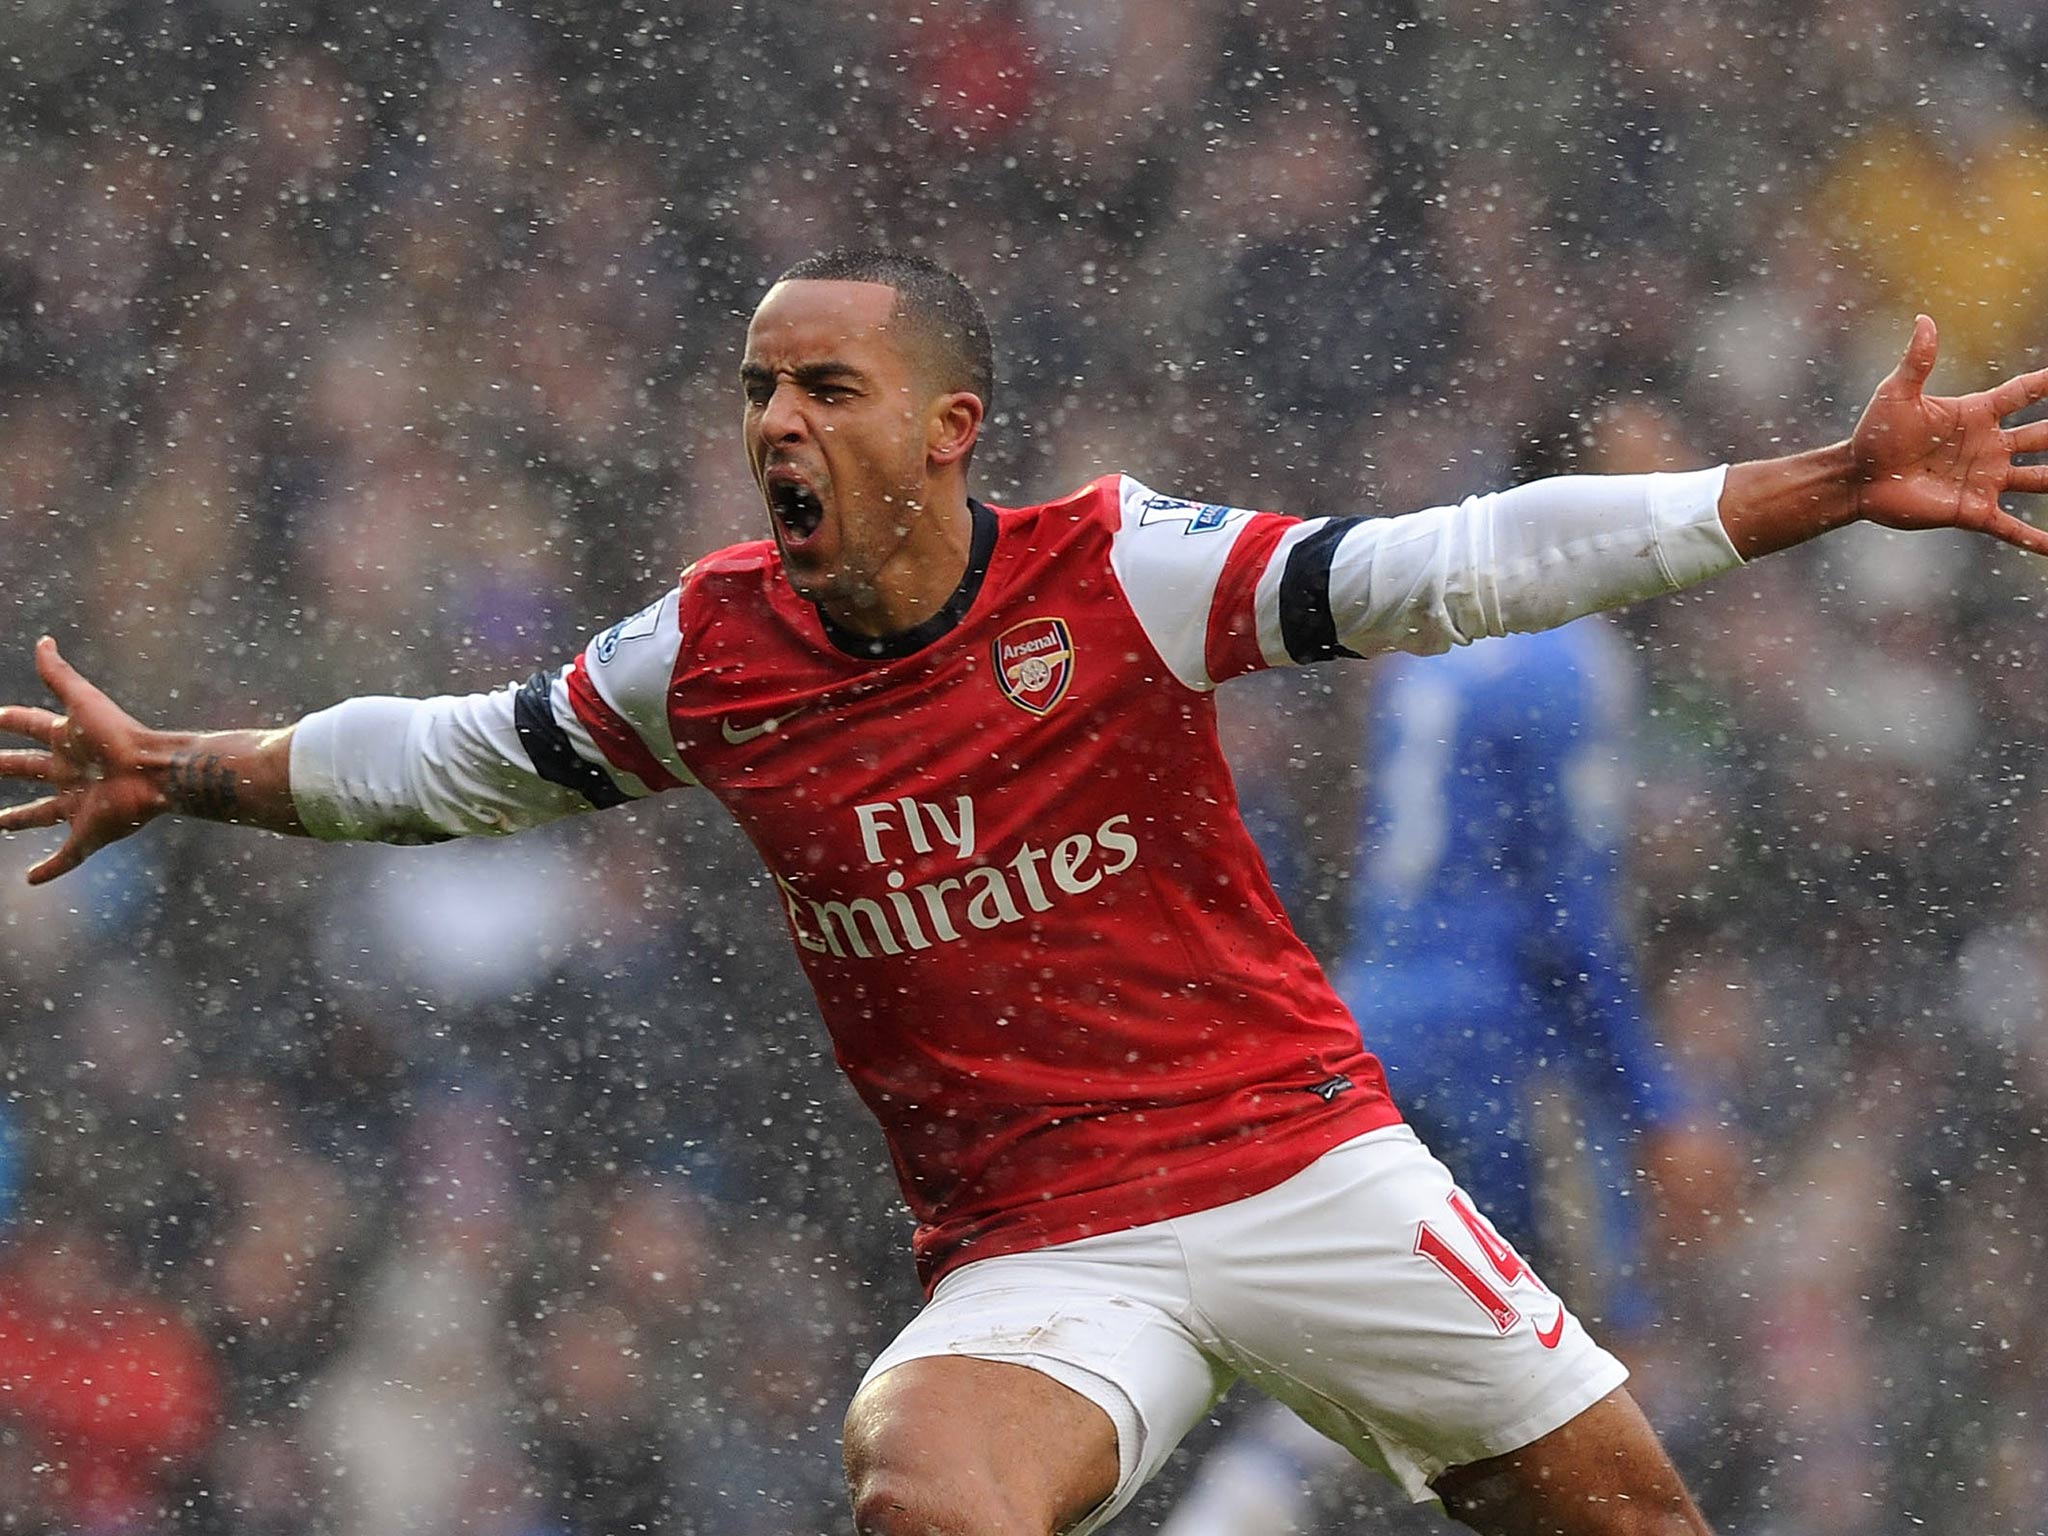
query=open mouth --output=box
[768,478,826,543]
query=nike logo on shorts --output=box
[1534,1304,1566,1350]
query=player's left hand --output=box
[1849,315,2048,555]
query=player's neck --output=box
[823,491,977,639]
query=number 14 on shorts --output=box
[1414,1190,1566,1347]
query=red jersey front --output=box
[293,462,1739,1287]
[548,475,1396,1286]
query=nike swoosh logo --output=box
[1534,1305,1566,1350]
[720,713,788,745]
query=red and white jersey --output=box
[292,468,1737,1287]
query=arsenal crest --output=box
[993,617,1074,716]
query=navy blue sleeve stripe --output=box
[514,670,631,809]
[1278,518,1366,664]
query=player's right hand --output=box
[0,637,168,885]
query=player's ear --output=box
[927,391,983,471]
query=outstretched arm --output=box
[1,585,698,883]
[1719,314,2048,560]
[1304,317,2048,671]
[0,637,305,885]
[1108,316,2048,691]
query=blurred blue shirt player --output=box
[1337,618,1683,1326]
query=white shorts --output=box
[859,1125,1627,1535]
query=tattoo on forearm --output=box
[166,750,241,821]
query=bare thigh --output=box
[1433,1388,1713,1536]
[844,1355,1122,1536]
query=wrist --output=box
[1718,440,1862,559]
[132,729,194,819]
[143,729,286,825]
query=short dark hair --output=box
[776,248,994,411]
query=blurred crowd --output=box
[2,0,2046,1531]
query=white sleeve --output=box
[1319,467,1739,661]
[1106,468,1739,689]
[289,687,586,842]
[289,588,695,843]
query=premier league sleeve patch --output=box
[1137,492,1241,534]
[993,617,1075,716]
[590,595,666,664]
